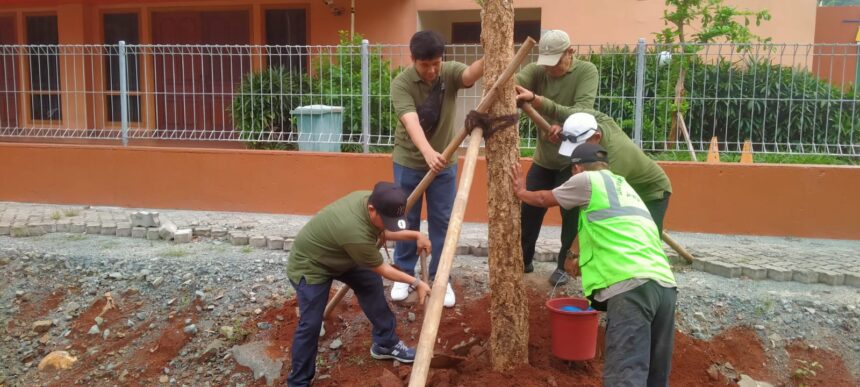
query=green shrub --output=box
[303,31,402,152]
[231,67,306,150]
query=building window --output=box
[104,13,141,122]
[0,16,18,128]
[265,9,307,72]
[26,15,61,121]
[451,20,541,44]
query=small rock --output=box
[32,320,53,333]
[95,316,105,326]
[195,290,205,300]
[198,340,224,362]
[754,325,765,331]
[378,368,401,387]
[257,322,271,330]
[159,375,169,383]
[88,325,101,335]
[151,277,164,288]
[137,312,147,321]
[407,312,416,322]
[66,302,81,312]
[103,329,110,340]
[184,324,198,335]
[275,315,284,322]
[108,272,124,280]
[38,351,77,370]
[693,311,706,321]
[253,308,262,315]
[804,307,816,314]
[329,338,343,350]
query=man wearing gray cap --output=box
[515,29,599,285]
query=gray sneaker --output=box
[548,269,569,286]
[370,340,416,363]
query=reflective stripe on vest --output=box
[587,172,654,223]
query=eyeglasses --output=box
[560,128,595,143]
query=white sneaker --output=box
[390,281,411,301]
[444,282,456,308]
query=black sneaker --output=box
[548,269,569,286]
[524,262,534,273]
[370,340,416,363]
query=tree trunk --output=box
[481,0,529,371]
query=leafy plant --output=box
[231,67,306,150]
[792,359,823,382]
[51,211,61,221]
[62,208,79,217]
[303,31,402,152]
[160,248,188,258]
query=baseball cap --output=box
[569,143,608,165]
[537,30,570,66]
[369,182,409,231]
[558,112,598,157]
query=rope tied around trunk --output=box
[464,110,518,140]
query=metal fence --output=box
[0,40,858,156]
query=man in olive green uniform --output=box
[512,144,677,386]
[286,182,432,387]
[545,107,673,232]
[514,29,599,285]
[389,30,484,307]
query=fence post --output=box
[633,38,646,148]
[361,39,370,153]
[118,40,129,146]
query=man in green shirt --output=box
[286,182,432,387]
[512,144,677,386]
[389,30,484,307]
[514,29,599,285]
[545,107,673,233]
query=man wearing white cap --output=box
[548,107,673,234]
[514,29,599,285]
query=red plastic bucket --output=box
[546,297,600,361]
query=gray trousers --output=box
[603,280,677,387]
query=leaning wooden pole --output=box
[408,128,483,387]
[323,38,536,321]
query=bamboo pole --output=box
[409,128,484,387]
[520,103,695,264]
[323,37,536,321]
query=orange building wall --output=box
[1,143,858,240]
[813,6,860,87]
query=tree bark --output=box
[481,0,529,371]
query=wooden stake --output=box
[323,38,536,321]
[707,136,720,163]
[409,128,484,387]
[520,102,553,135]
[740,140,754,164]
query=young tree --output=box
[656,0,770,155]
[481,0,530,371]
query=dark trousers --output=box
[521,163,578,271]
[644,192,671,235]
[287,267,399,387]
[603,280,677,387]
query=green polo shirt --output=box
[391,61,468,170]
[287,191,384,285]
[516,60,599,171]
[541,105,673,202]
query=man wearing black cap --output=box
[511,144,677,386]
[286,182,432,387]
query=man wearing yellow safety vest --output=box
[512,143,677,386]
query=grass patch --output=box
[62,208,80,217]
[792,359,823,385]
[50,211,62,221]
[240,246,254,254]
[101,241,120,250]
[66,234,87,241]
[648,151,859,165]
[160,248,189,258]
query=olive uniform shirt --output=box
[541,105,672,202]
[287,191,384,285]
[516,60,599,171]
[391,62,468,170]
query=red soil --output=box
[786,341,858,386]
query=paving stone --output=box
[193,227,211,237]
[249,235,267,248]
[815,270,844,286]
[741,265,769,280]
[283,238,294,251]
[146,228,161,241]
[173,229,192,244]
[115,223,131,237]
[691,257,710,272]
[130,211,160,228]
[792,270,819,284]
[230,233,249,246]
[37,222,56,233]
[211,228,227,239]
[100,223,117,236]
[131,227,147,238]
[705,261,741,278]
[533,246,556,262]
[266,237,284,250]
[766,266,793,282]
[0,222,10,235]
[86,223,102,235]
[844,272,860,288]
[27,224,47,236]
[56,221,71,233]
[70,222,86,234]
[10,224,29,237]
[456,244,471,255]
